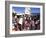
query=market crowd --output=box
[12,13,40,31]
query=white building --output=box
[25,7,31,15]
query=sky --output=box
[12,7,40,14]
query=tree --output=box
[12,12,17,17]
